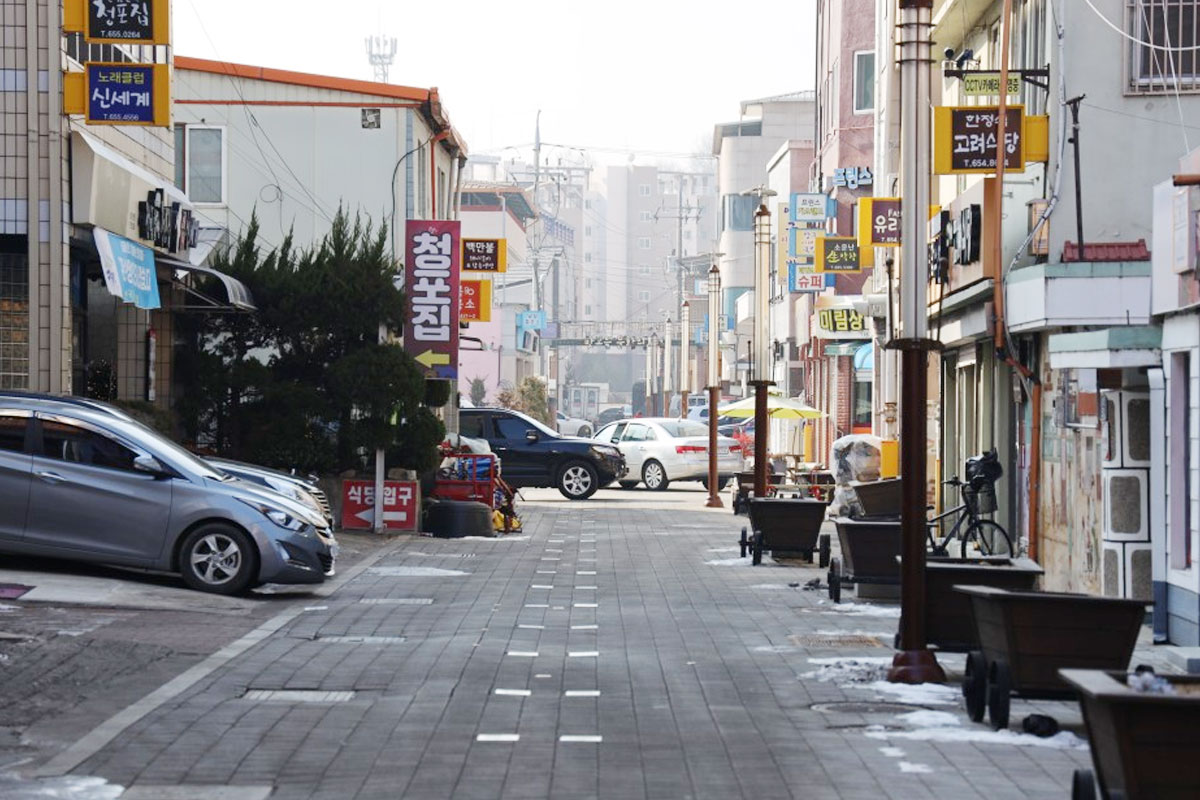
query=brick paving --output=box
[26,485,1159,798]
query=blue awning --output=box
[853,342,874,371]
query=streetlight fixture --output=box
[743,186,777,500]
[706,262,724,508]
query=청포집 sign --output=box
[405,220,460,378]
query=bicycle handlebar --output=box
[942,477,962,486]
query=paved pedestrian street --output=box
[9,486,1152,799]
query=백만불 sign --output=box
[815,236,862,273]
[341,480,419,531]
[935,105,1025,174]
[405,220,460,378]
[462,238,507,273]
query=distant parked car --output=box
[459,407,625,500]
[597,406,631,427]
[0,393,336,595]
[593,417,741,491]
[206,457,332,525]
[555,410,593,438]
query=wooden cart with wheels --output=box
[827,518,902,603]
[1060,669,1200,800]
[954,585,1146,730]
[919,557,1044,652]
[740,497,828,565]
[731,471,786,515]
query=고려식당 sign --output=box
[405,220,460,378]
[934,105,1025,174]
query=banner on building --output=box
[64,0,170,44]
[404,220,460,378]
[459,279,492,322]
[934,105,1026,174]
[462,238,507,273]
[93,227,161,310]
[812,295,871,339]
[815,236,862,273]
[64,63,171,126]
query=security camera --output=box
[944,47,956,60]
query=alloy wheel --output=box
[190,533,243,586]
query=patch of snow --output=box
[706,547,741,553]
[0,773,125,799]
[815,629,892,637]
[750,584,790,590]
[820,603,901,618]
[879,747,905,758]
[807,656,896,665]
[367,566,469,577]
[896,710,960,727]
[800,657,894,683]
[0,604,19,613]
[705,556,753,566]
[861,680,961,706]
[898,762,933,774]
[866,726,1089,750]
[754,645,799,653]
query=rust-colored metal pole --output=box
[1028,381,1042,561]
[707,386,724,507]
[753,383,770,498]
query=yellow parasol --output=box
[718,394,825,419]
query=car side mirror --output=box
[525,430,539,443]
[134,454,171,478]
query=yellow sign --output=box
[813,296,871,339]
[459,279,493,323]
[63,0,170,45]
[962,73,1021,96]
[814,236,862,274]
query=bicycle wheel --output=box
[961,519,1014,558]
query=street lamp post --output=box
[663,315,673,416]
[706,264,723,508]
[644,331,655,416]
[745,188,777,500]
[680,301,691,418]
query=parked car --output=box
[555,410,593,438]
[206,457,333,525]
[596,406,631,427]
[593,417,742,491]
[719,417,755,455]
[459,407,625,500]
[0,393,336,595]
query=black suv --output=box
[459,408,626,500]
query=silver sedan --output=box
[593,418,743,491]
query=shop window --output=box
[179,126,226,204]
[637,237,652,249]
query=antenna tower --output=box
[364,35,397,84]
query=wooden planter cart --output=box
[740,497,830,566]
[827,518,902,603]
[1060,668,1200,800]
[955,585,1146,729]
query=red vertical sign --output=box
[404,220,460,378]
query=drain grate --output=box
[359,598,433,605]
[789,633,885,648]
[242,689,356,703]
[810,701,923,714]
[313,635,407,644]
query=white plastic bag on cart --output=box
[828,434,882,518]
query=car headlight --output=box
[266,478,324,514]
[590,445,621,459]
[236,497,311,534]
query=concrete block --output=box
[1165,646,1200,674]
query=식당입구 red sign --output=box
[341,479,419,531]
[405,220,460,378]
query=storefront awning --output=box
[1047,326,1161,369]
[158,255,256,312]
[823,342,860,357]
[853,342,874,371]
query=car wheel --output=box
[642,459,670,491]
[558,460,599,500]
[619,480,639,490]
[700,476,731,492]
[577,425,592,438]
[179,523,257,595]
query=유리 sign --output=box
[857,197,902,248]
[405,220,460,378]
[815,236,862,273]
[459,279,493,322]
[462,239,507,273]
[341,479,419,531]
[82,63,169,125]
[934,105,1025,174]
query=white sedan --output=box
[555,411,593,438]
[593,417,743,491]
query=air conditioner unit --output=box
[520,329,540,353]
[1101,390,1150,469]
[1103,469,1149,543]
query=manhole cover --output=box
[789,634,884,648]
[810,701,924,714]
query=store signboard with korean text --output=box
[788,265,827,292]
[858,197,902,247]
[459,279,493,322]
[462,238,507,273]
[934,105,1025,174]
[789,193,832,224]
[64,63,170,126]
[833,166,873,190]
[64,0,170,44]
[813,296,871,339]
[93,228,161,310]
[962,72,1021,97]
[815,236,862,273]
[341,480,419,532]
[405,220,460,378]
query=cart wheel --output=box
[818,534,831,568]
[987,659,1012,730]
[804,549,814,564]
[752,531,763,565]
[739,527,749,558]
[1071,769,1097,800]
[827,558,841,603]
[963,651,988,723]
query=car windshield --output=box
[104,416,227,480]
[657,420,709,438]
[504,409,560,438]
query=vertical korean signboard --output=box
[405,220,460,378]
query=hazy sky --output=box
[175,0,817,167]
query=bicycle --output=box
[926,472,1014,558]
